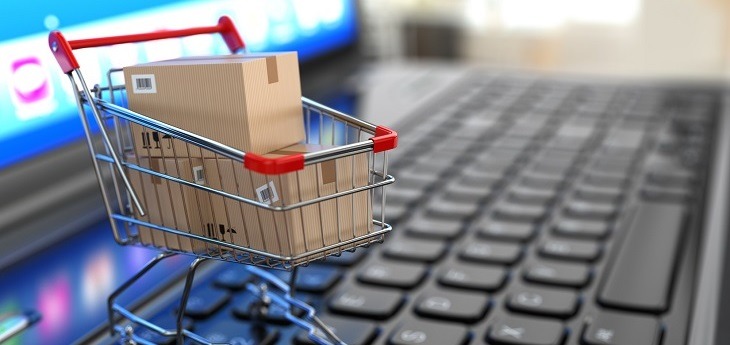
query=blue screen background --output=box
[0,0,357,168]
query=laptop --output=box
[1,1,728,344]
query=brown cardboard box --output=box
[124,52,305,157]
[127,156,212,253]
[200,143,372,262]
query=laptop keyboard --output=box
[132,74,719,345]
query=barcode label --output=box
[193,166,205,185]
[131,74,157,94]
[256,181,279,205]
[259,188,272,202]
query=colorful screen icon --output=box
[8,56,57,121]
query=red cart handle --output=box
[244,125,398,175]
[49,16,245,73]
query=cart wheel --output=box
[249,283,272,322]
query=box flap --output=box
[126,52,298,67]
[264,143,337,157]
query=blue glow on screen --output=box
[0,221,187,345]
[0,0,356,168]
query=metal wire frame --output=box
[68,64,394,345]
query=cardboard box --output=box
[126,143,373,263]
[127,156,212,253]
[124,53,305,157]
[200,143,372,262]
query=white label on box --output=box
[256,181,279,205]
[131,74,157,94]
[192,166,205,185]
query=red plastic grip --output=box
[217,16,245,54]
[244,153,305,175]
[48,16,245,73]
[49,31,79,73]
[370,125,398,153]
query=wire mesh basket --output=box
[49,16,396,345]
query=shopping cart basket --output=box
[48,16,396,345]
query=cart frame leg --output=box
[177,257,209,345]
[107,252,176,337]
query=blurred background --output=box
[2,0,728,166]
[0,0,728,343]
[360,0,730,79]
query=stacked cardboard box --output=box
[125,53,304,157]
[126,144,372,260]
[201,144,372,261]
[127,155,211,253]
[123,54,373,261]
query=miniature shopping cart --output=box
[49,17,396,345]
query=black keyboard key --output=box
[539,150,579,163]
[329,286,404,319]
[407,216,463,239]
[584,173,627,189]
[374,203,409,222]
[487,315,565,345]
[507,124,543,137]
[214,267,251,290]
[384,238,447,263]
[493,202,548,222]
[183,286,231,318]
[296,266,342,293]
[386,186,424,205]
[358,261,427,288]
[426,196,479,220]
[640,185,691,202]
[398,170,439,189]
[295,316,378,345]
[531,162,572,176]
[520,175,562,191]
[602,129,643,149]
[539,239,601,262]
[492,137,531,150]
[196,320,279,345]
[507,286,579,318]
[438,263,506,291]
[646,170,694,187]
[547,137,587,152]
[461,166,505,183]
[443,181,494,202]
[582,311,662,345]
[436,137,477,154]
[552,217,610,239]
[508,186,556,205]
[414,288,490,323]
[460,175,503,191]
[590,161,632,176]
[598,203,686,313]
[563,199,618,219]
[478,220,535,241]
[389,319,468,345]
[575,185,623,203]
[477,149,521,164]
[459,240,522,264]
[524,260,591,288]
[411,161,451,176]
[321,249,367,266]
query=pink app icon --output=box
[11,57,50,103]
[9,55,57,120]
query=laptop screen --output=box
[0,1,357,343]
[0,0,357,168]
